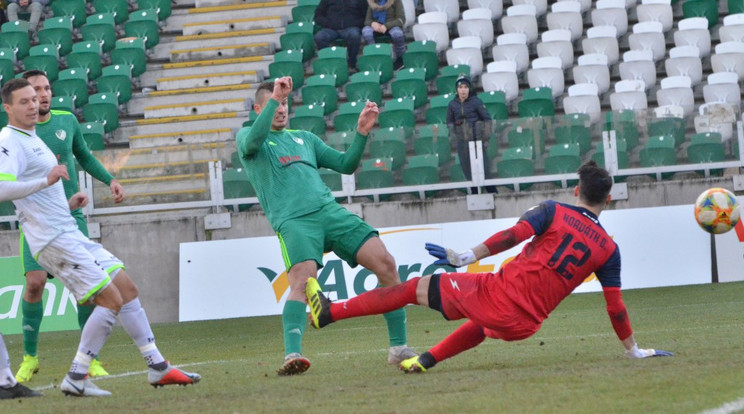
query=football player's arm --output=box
[72,121,115,186]
[317,101,376,174]
[0,162,67,201]
[237,99,278,156]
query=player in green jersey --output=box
[236,77,416,375]
[13,70,125,382]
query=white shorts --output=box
[36,230,125,304]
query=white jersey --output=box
[0,125,78,255]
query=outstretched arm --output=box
[317,101,378,174]
[0,165,68,202]
[603,287,673,358]
[237,77,293,156]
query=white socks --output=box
[119,298,165,367]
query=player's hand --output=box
[110,179,125,204]
[68,192,89,210]
[271,76,293,102]
[425,243,476,267]
[46,165,69,186]
[624,344,674,358]
[357,101,379,136]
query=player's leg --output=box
[15,234,46,382]
[0,333,41,399]
[277,260,316,376]
[400,320,486,373]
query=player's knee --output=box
[376,254,399,285]
[24,272,47,297]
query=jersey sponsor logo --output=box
[0,146,8,156]
[269,141,277,146]
[278,155,302,164]
[55,129,67,141]
[292,137,304,145]
[449,278,460,292]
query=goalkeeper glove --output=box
[624,344,674,358]
[425,243,476,267]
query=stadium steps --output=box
[154,28,283,58]
[181,15,287,36]
[114,110,250,143]
[92,173,209,206]
[144,98,249,118]
[126,83,258,115]
[163,1,296,32]
[141,56,272,88]
[156,70,263,91]
[169,41,274,62]
[129,128,235,149]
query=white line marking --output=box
[699,396,744,414]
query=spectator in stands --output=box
[362,0,406,71]
[6,0,47,34]
[314,0,368,72]
[447,74,497,194]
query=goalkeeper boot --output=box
[61,375,111,397]
[0,383,42,399]
[387,345,419,365]
[14,354,39,383]
[305,277,333,329]
[148,362,201,387]
[399,356,426,373]
[277,353,310,376]
[88,359,109,377]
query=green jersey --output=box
[235,98,368,230]
[36,110,115,208]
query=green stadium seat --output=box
[83,92,119,133]
[318,167,342,191]
[497,146,534,190]
[81,13,116,53]
[137,0,172,21]
[517,87,554,118]
[230,150,241,168]
[110,37,147,78]
[326,130,355,151]
[53,68,89,107]
[357,43,394,84]
[280,21,315,62]
[67,41,103,80]
[688,132,725,175]
[125,9,160,50]
[555,124,591,155]
[23,45,60,82]
[0,21,31,60]
[391,67,428,109]
[640,135,677,168]
[52,0,87,28]
[0,105,7,128]
[96,64,133,104]
[222,168,255,211]
[415,124,450,166]
[478,90,508,121]
[648,117,685,148]
[402,40,438,81]
[0,48,14,86]
[333,101,364,133]
[269,49,305,91]
[592,139,630,172]
[313,46,349,87]
[730,0,744,14]
[290,104,326,138]
[38,16,73,57]
[345,70,382,105]
[370,127,406,170]
[292,0,321,24]
[682,0,718,28]
[93,0,129,24]
[357,157,394,199]
[301,73,337,115]
[604,110,639,150]
[426,93,453,125]
[545,143,581,186]
[507,123,544,155]
[403,154,440,197]
[51,95,75,112]
[81,121,106,150]
[437,64,470,95]
[378,98,415,138]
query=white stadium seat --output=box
[467,0,503,19]
[492,33,530,74]
[636,0,673,33]
[592,0,628,37]
[610,79,648,111]
[527,56,564,98]
[563,83,601,123]
[502,4,539,44]
[423,0,460,23]
[674,17,711,57]
[619,49,656,90]
[582,26,620,65]
[546,1,583,41]
[664,46,703,86]
[536,29,574,70]
[573,53,611,95]
[629,21,666,61]
[656,75,695,117]
[482,60,519,102]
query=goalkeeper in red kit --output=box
[306,160,673,372]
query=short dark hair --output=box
[1,78,32,105]
[254,81,274,107]
[577,160,613,205]
[21,70,48,80]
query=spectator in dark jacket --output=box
[314,0,368,71]
[447,74,497,194]
[362,0,406,70]
[6,0,47,33]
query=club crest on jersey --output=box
[55,129,66,140]
[293,137,304,145]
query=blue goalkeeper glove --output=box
[425,243,476,267]
[624,344,674,358]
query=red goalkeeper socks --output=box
[330,277,419,321]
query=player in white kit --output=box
[0,78,201,397]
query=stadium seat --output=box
[81,13,116,54]
[446,36,484,78]
[537,30,573,71]
[222,167,256,211]
[482,61,519,103]
[403,154,440,197]
[604,110,639,150]
[508,118,545,153]
[664,46,703,86]
[711,41,744,81]
[426,93,453,125]
[80,121,105,150]
[582,26,619,65]
[415,124,451,165]
[491,33,530,74]
[636,0,673,33]
[458,8,494,48]
[53,68,89,108]
[629,21,666,62]
[412,12,449,53]
[592,0,628,37]
[370,127,406,170]
[682,0,718,29]
[333,101,364,133]
[437,64,470,95]
[291,0,321,25]
[23,45,60,82]
[313,46,349,87]
[687,132,725,166]
[0,49,14,86]
[0,20,31,60]
[619,49,656,90]
[93,0,129,25]
[513,0,547,16]
[478,90,509,120]
[230,150,241,168]
[609,80,648,112]
[544,143,581,185]
[96,64,133,104]
[280,22,315,62]
[497,146,534,190]
[326,131,355,151]
[573,54,611,95]
[546,1,582,41]
[391,67,428,109]
[318,168,342,192]
[124,9,161,50]
[703,72,741,110]
[402,40,438,81]
[592,138,630,171]
[648,116,686,148]
[731,0,744,14]
[52,0,87,28]
[501,4,539,44]
[562,83,601,125]
[289,104,326,138]
[556,115,592,154]
[518,87,554,118]
[51,95,75,112]
[301,74,337,115]
[423,0,460,23]
[345,71,382,105]
[468,0,503,19]
[38,16,73,57]
[357,43,394,84]
[674,17,711,57]
[720,14,744,43]
[67,41,103,81]
[110,38,147,78]
[138,0,173,21]
[378,98,415,137]
[83,92,119,133]
[656,76,695,117]
[527,57,564,98]
[356,157,394,199]
[269,50,305,91]
[400,0,416,30]
[640,135,677,171]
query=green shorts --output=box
[21,209,89,275]
[277,202,378,271]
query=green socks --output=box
[77,303,94,330]
[21,299,43,357]
[282,300,307,356]
[383,307,408,347]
